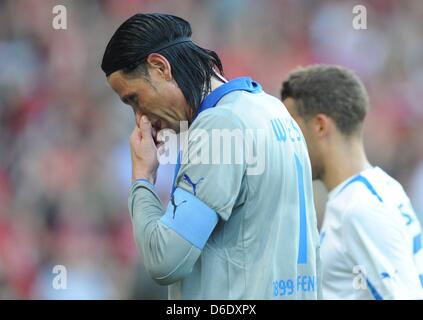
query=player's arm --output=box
[129,111,246,285]
[129,179,210,285]
[342,202,423,299]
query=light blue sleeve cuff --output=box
[130,178,159,199]
[160,187,219,250]
[132,178,155,190]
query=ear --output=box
[146,53,172,81]
[312,113,333,139]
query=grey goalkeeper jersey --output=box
[129,77,321,299]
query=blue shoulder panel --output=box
[338,174,383,203]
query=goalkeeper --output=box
[101,13,321,299]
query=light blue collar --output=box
[172,76,262,194]
[193,76,262,121]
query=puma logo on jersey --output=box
[183,174,204,196]
[170,194,187,219]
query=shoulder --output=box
[328,179,380,216]
[340,195,404,244]
[374,167,409,197]
[331,170,387,212]
[222,90,283,112]
[191,104,245,132]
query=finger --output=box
[135,111,142,128]
[130,126,141,144]
[137,112,143,128]
[139,115,154,141]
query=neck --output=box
[322,135,372,192]
[188,76,225,123]
[210,75,226,91]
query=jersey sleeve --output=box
[342,202,423,300]
[129,179,202,285]
[175,108,248,221]
[128,109,249,285]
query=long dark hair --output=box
[101,13,224,112]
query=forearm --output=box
[128,179,201,285]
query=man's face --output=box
[283,97,324,180]
[107,65,191,134]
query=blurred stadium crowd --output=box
[0,0,422,299]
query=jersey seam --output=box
[153,232,198,281]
